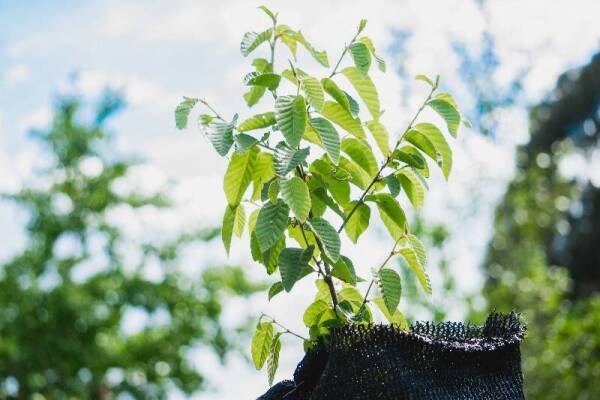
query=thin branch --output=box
[337,84,438,234]
[328,27,362,77]
[261,313,307,340]
[199,99,226,121]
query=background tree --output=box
[0,92,262,399]
[482,53,600,399]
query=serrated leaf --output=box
[277,25,298,57]
[428,98,460,138]
[367,193,406,240]
[235,133,259,152]
[223,147,258,206]
[391,148,425,169]
[349,42,371,75]
[309,117,340,165]
[268,179,279,204]
[175,97,198,129]
[343,201,370,243]
[337,156,369,190]
[252,152,275,200]
[248,208,260,234]
[365,120,390,156]
[398,146,429,177]
[206,118,236,156]
[267,333,281,386]
[307,217,340,262]
[263,235,285,274]
[301,76,324,111]
[275,95,307,148]
[303,299,329,327]
[251,322,273,369]
[378,268,401,314]
[293,31,329,67]
[279,246,314,292]
[345,92,360,117]
[241,29,273,57]
[404,129,437,161]
[332,255,357,285]
[221,205,235,254]
[407,233,427,267]
[341,137,378,177]
[413,123,452,179]
[238,112,276,132]
[341,66,380,120]
[321,78,353,115]
[399,247,431,295]
[233,203,246,237]
[280,177,311,222]
[274,142,310,176]
[373,296,408,328]
[247,73,281,91]
[319,101,365,139]
[358,36,386,72]
[268,282,284,301]
[398,169,425,209]
[255,201,289,253]
[415,74,435,87]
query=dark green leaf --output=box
[378,268,401,314]
[255,200,289,253]
[241,29,273,57]
[279,246,315,292]
[275,95,307,148]
[310,117,340,165]
[274,142,310,176]
[307,217,340,262]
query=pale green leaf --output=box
[274,142,310,177]
[251,322,273,369]
[223,146,258,206]
[255,200,289,253]
[293,31,329,67]
[279,246,314,292]
[373,296,408,329]
[233,203,246,237]
[391,148,426,169]
[341,66,380,119]
[365,120,390,156]
[251,152,275,200]
[319,101,365,139]
[332,255,357,285]
[407,233,427,267]
[309,117,340,165]
[238,112,276,132]
[243,86,266,107]
[301,76,325,111]
[343,201,370,243]
[280,177,311,222]
[221,205,235,254]
[428,98,460,138]
[247,73,281,90]
[275,95,307,148]
[248,208,260,234]
[175,97,198,129]
[367,193,407,240]
[206,117,236,156]
[307,217,340,262]
[258,5,276,22]
[349,42,371,75]
[404,129,437,161]
[399,247,431,295]
[267,179,279,204]
[267,333,281,386]
[398,169,425,209]
[303,299,329,327]
[413,122,452,179]
[321,78,353,115]
[341,137,378,177]
[241,29,273,57]
[358,36,386,72]
[339,156,370,189]
[378,268,402,314]
[415,74,435,87]
[398,146,429,177]
[314,279,331,303]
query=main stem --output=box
[337,83,438,234]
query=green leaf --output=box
[358,19,368,33]
[175,97,198,129]
[206,118,236,156]
[341,137,378,177]
[223,146,258,206]
[263,235,285,274]
[367,193,407,240]
[274,142,310,177]
[303,299,329,327]
[252,152,276,200]
[309,117,340,165]
[248,208,260,234]
[398,146,429,177]
[373,296,408,328]
[238,112,276,132]
[321,78,352,115]
[345,92,360,117]
[267,179,279,204]
[358,36,386,72]
[301,76,325,111]
[199,114,214,126]
[349,42,371,76]
[407,233,427,267]
[404,129,437,161]
[267,333,281,386]
[398,169,425,209]
[279,246,315,292]
[280,177,311,222]
[399,247,431,295]
[413,123,452,179]
[293,32,329,67]
[255,200,290,253]
[415,74,435,87]
[339,156,370,189]
[275,95,307,148]
[221,205,235,254]
[385,174,401,197]
[247,73,281,91]
[391,148,425,169]
[343,201,370,243]
[258,5,277,22]
[251,322,274,369]
[314,279,331,303]
[241,29,273,57]
[341,66,380,120]
[332,255,357,285]
[365,120,390,157]
[243,86,266,107]
[234,133,259,152]
[378,268,402,314]
[233,203,246,237]
[428,98,460,138]
[320,101,365,139]
[268,282,284,301]
[277,25,298,57]
[307,217,340,262]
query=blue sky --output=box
[1,0,600,398]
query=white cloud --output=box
[4,63,30,84]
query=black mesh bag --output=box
[258,312,526,400]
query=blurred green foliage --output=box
[0,92,262,399]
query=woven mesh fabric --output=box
[258,312,526,400]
